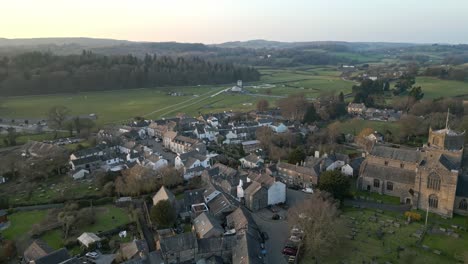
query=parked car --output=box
[85,252,99,259]
[261,231,269,241]
[282,247,297,256]
[302,187,313,194]
[272,214,280,220]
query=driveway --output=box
[252,189,309,264]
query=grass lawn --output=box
[423,233,468,261]
[41,229,63,249]
[86,205,131,233]
[1,210,48,240]
[306,207,451,264]
[333,119,401,137]
[40,205,131,250]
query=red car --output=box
[282,247,297,256]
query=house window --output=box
[427,173,441,191]
[459,199,468,210]
[373,179,380,188]
[386,182,393,191]
[400,163,404,169]
[384,161,389,166]
[429,195,438,209]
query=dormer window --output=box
[384,161,389,166]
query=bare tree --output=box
[256,99,269,112]
[287,191,345,262]
[47,105,70,138]
[277,93,309,121]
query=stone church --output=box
[358,126,467,218]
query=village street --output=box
[253,189,309,264]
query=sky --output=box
[1,0,468,44]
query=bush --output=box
[404,211,422,221]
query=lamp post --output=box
[425,201,429,228]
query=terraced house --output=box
[358,126,467,218]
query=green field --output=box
[333,119,401,137]
[250,67,355,97]
[1,210,48,240]
[414,77,468,99]
[1,66,467,126]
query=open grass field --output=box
[306,207,460,264]
[1,210,48,240]
[0,66,353,125]
[1,66,467,127]
[415,77,468,99]
[0,86,225,125]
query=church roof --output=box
[361,163,416,184]
[370,146,421,163]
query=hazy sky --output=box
[1,0,468,44]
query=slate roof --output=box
[277,162,318,177]
[184,188,206,209]
[206,192,234,216]
[174,135,198,145]
[247,173,275,188]
[212,163,238,178]
[241,154,263,164]
[71,155,102,166]
[197,236,237,255]
[35,248,70,264]
[232,233,264,264]
[439,154,460,171]
[361,163,416,184]
[370,146,421,163]
[456,176,468,197]
[193,212,224,238]
[160,232,197,254]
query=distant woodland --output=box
[0,51,260,96]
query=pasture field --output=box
[1,66,468,126]
[415,77,468,99]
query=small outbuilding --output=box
[78,232,102,248]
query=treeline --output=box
[423,66,468,82]
[0,51,260,96]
